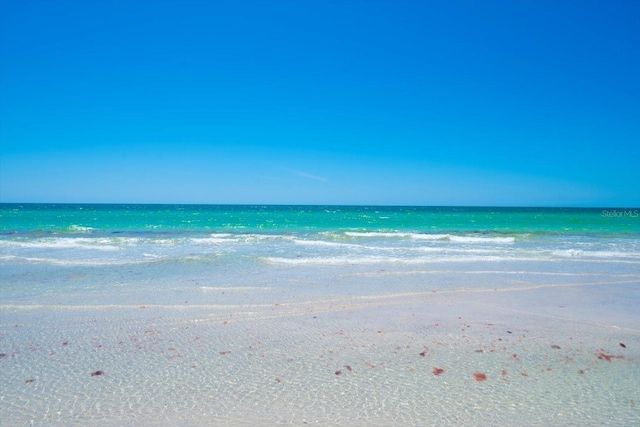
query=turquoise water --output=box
[1,204,640,425]
[1,204,638,274]
[1,204,639,298]
[2,204,639,235]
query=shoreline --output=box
[2,276,639,426]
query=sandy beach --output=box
[2,261,639,426]
[3,0,640,422]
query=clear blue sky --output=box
[1,0,638,206]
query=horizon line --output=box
[1,202,638,210]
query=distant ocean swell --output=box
[2,204,639,235]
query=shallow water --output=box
[1,205,639,425]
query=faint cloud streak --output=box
[288,169,329,183]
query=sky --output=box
[1,0,639,206]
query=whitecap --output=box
[68,225,94,233]
[293,239,363,249]
[448,235,515,243]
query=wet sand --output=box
[1,272,639,426]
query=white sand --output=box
[0,263,640,426]
[2,270,639,426]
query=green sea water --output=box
[2,203,638,274]
[1,204,638,235]
[1,204,640,425]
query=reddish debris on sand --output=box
[419,351,427,357]
[551,345,561,349]
[597,351,624,362]
[432,367,444,376]
[619,343,627,348]
[219,351,230,355]
[473,372,487,382]
[335,370,342,375]
[90,370,104,376]
[25,379,35,383]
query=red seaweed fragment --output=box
[551,345,561,349]
[597,351,624,362]
[419,351,427,357]
[619,342,627,348]
[473,372,487,382]
[335,370,342,375]
[432,367,444,376]
[25,379,35,383]
[91,370,104,376]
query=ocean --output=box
[1,204,639,425]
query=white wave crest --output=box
[3,255,150,266]
[68,225,94,233]
[344,232,406,238]
[293,239,364,248]
[189,237,238,245]
[448,235,515,243]
[551,249,640,259]
[0,238,120,251]
[344,231,515,243]
[408,234,450,240]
